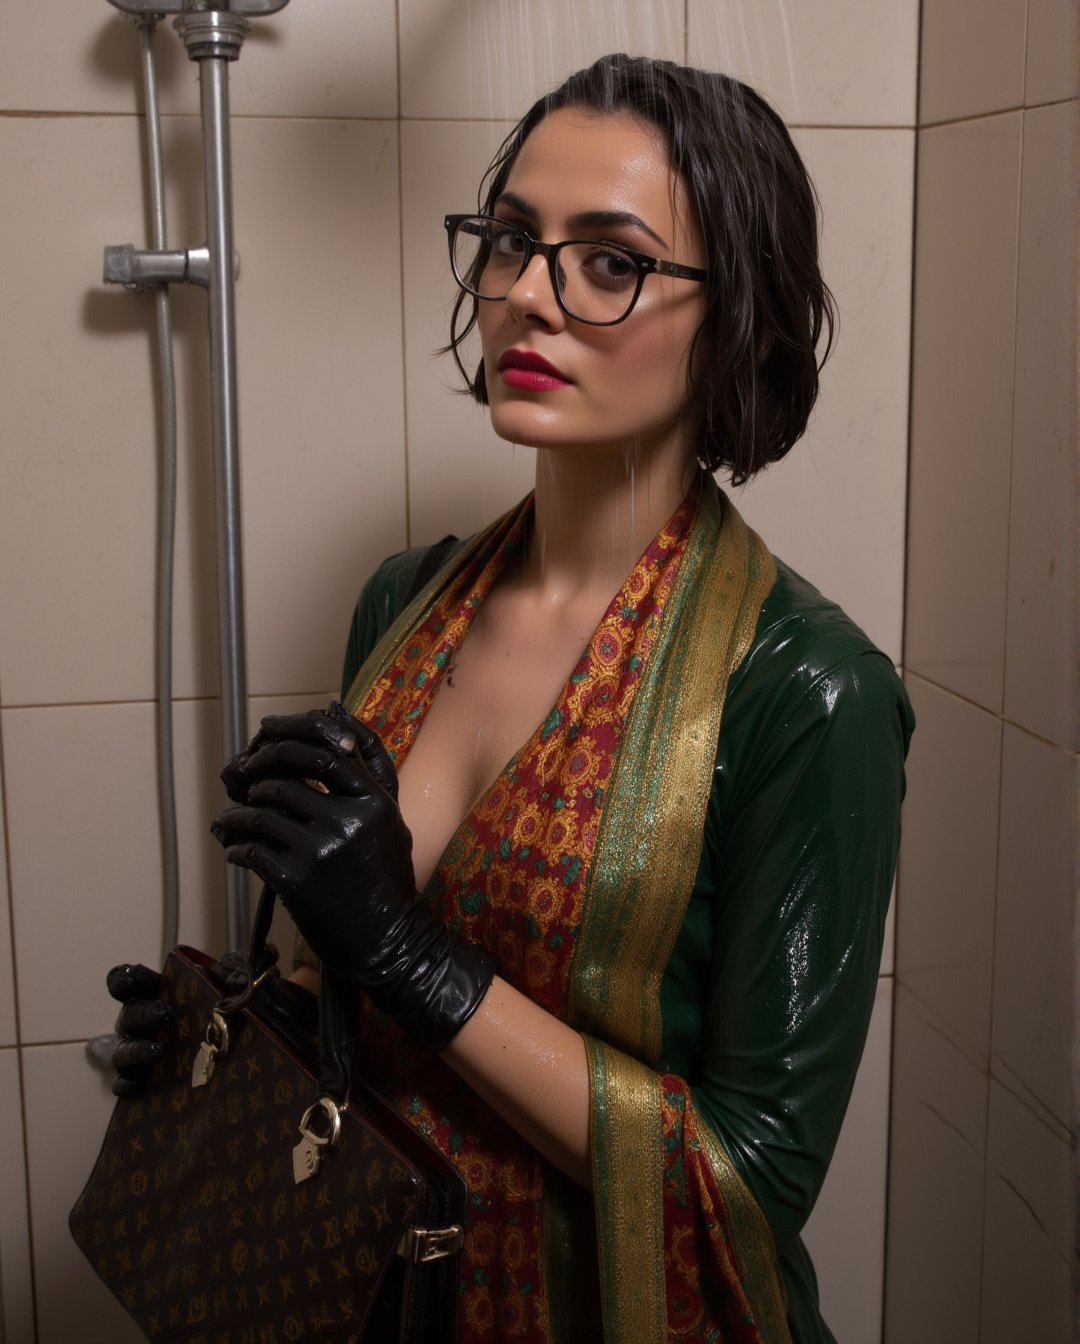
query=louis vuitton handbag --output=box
[70,885,466,1343]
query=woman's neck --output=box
[526,443,699,601]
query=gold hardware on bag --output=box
[292,1096,343,1184]
[396,1225,465,1263]
[191,1010,229,1088]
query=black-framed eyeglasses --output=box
[444,213,708,327]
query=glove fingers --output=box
[113,1071,154,1097]
[254,711,359,754]
[115,998,170,1037]
[224,739,331,795]
[106,963,163,1003]
[222,841,293,894]
[212,799,310,850]
[351,721,399,800]
[113,1037,164,1072]
[230,740,372,798]
[221,709,359,800]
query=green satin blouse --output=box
[341,537,914,1344]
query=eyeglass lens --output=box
[452,217,641,324]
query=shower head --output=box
[107,1,291,15]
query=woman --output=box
[114,54,913,1343]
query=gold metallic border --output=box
[567,482,776,1063]
[571,483,779,1341]
[696,1121,792,1342]
[584,1037,667,1344]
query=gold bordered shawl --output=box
[569,481,787,1343]
[343,480,786,1343]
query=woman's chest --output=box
[395,595,598,891]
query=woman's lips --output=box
[497,350,572,391]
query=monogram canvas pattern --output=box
[71,953,430,1343]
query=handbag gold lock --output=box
[191,966,272,1089]
[292,1095,343,1185]
[190,1010,229,1088]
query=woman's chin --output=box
[488,405,569,451]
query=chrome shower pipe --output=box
[106,0,291,951]
[139,14,181,960]
[179,8,251,950]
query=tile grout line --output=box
[975,8,1030,1332]
[988,1051,1072,1144]
[395,0,412,552]
[891,978,989,1089]
[0,702,41,1341]
[916,91,1080,131]
[995,80,1028,737]
[975,713,1006,1344]
[0,107,943,132]
[884,0,924,1313]
[900,672,1075,757]
[978,349,1025,1316]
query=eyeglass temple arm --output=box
[653,258,708,282]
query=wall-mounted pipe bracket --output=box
[103,243,239,290]
[107,1,289,16]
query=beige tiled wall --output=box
[1004,98,1078,748]
[0,3,919,1340]
[888,0,1077,1338]
[894,678,1002,1061]
[904,113,1022,709]
[0,1047,34,1344]
[0,755,16,1048]
[918,0,1028,125]
[688,0,919,126]
[734,125,914,663]
[980,1080,1074,1344]
[887,987,990,1342]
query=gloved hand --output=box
[106,963,170,1097]
[211,705,495,1053]
[221,704,398,804]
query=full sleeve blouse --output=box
[338,538,914,1343]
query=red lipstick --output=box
[497,349,572,391]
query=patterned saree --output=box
[342,478,790,1344]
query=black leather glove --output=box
[106,963,170,1097]
[221,705,398,804]
[211,706,495,1053]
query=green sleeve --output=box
[344,546,914,1317]
[339,543,459,697]
[660,561,914,1262]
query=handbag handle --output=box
[244,882,357,1108]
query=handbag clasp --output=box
[397,1224,465,1264]
[292,1095,343,1185]
[191,1010,230,1088]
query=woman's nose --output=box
[505,253,566,328]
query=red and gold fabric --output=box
[339,478,788,1343]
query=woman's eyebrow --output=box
[494,191,669,250]
[567,210,669,250]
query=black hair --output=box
[445,53,837,484]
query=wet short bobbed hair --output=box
[446,53,837,484]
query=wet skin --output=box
[398,107,708,894]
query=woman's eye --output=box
[581,247,637,288]
[492,226,526,257]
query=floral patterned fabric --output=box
[347,493,695,1341]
